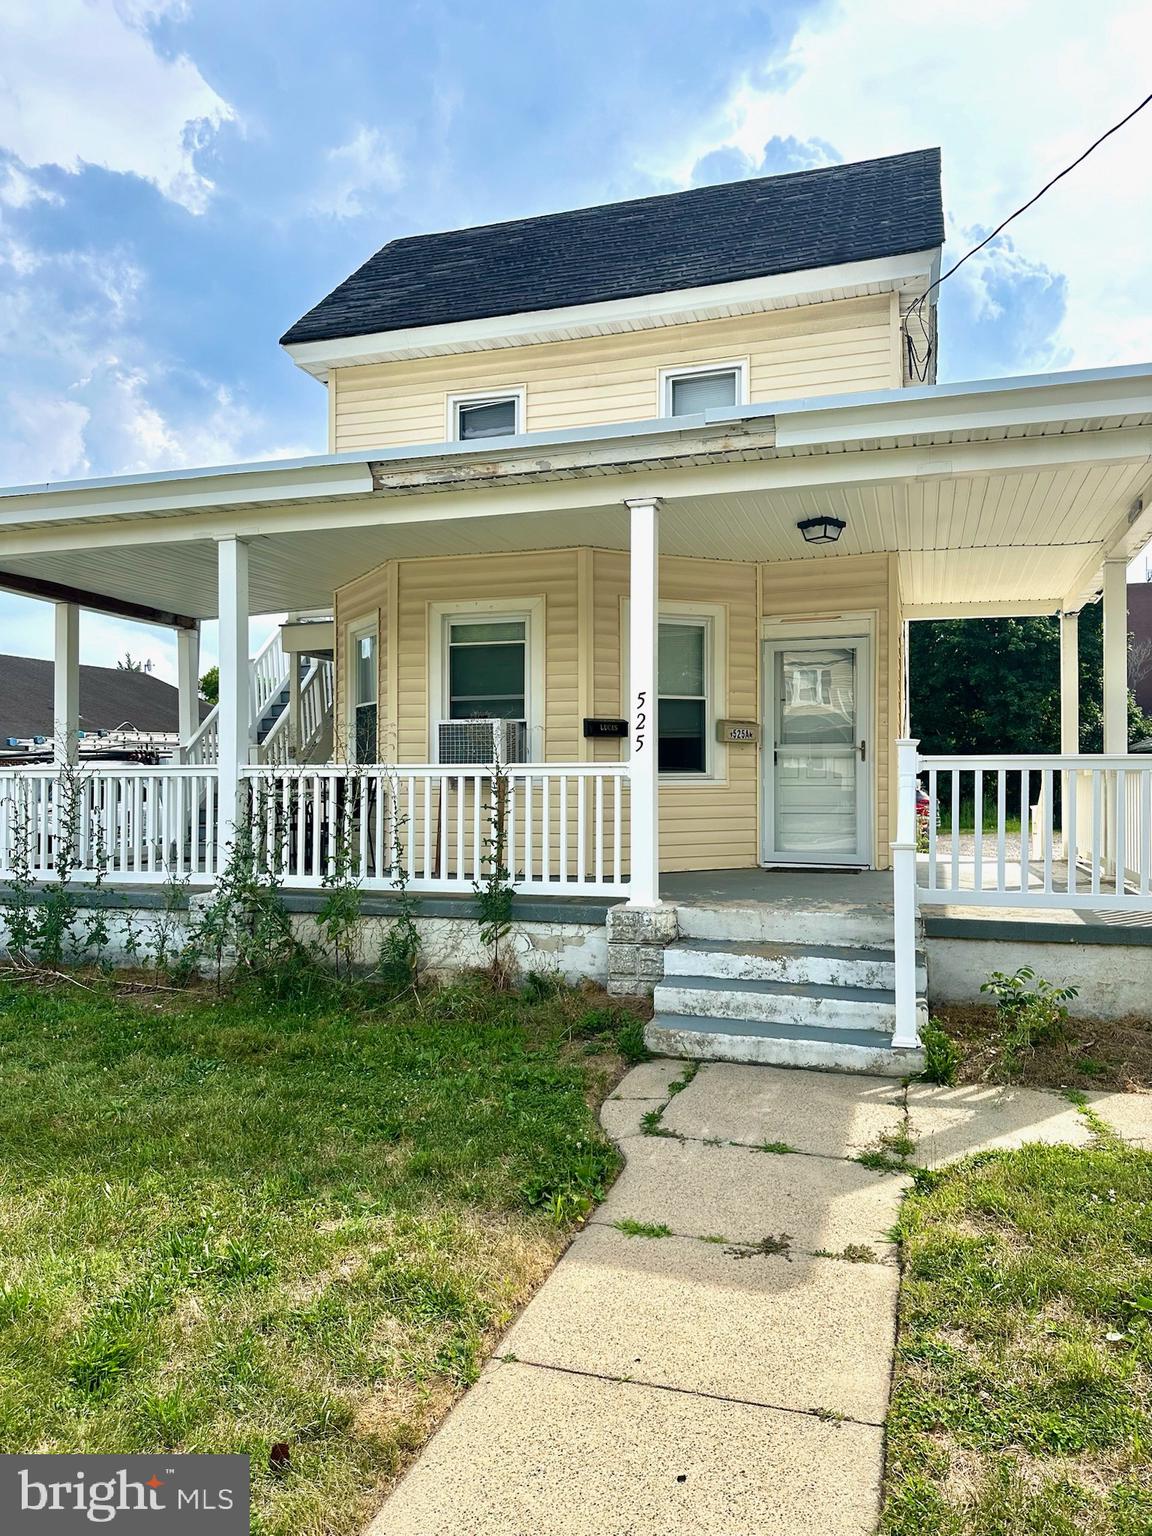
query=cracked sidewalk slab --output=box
[905,1081,1094,1165]
[594,1135,907,1251]
[366,1361,884,1536]
[501,1223,899,1423]
[661,1061,906,1158]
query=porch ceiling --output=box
[0,364,1149,621]
[0,455,1146,620]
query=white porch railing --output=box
[242,763,630,896]
[917,753,1152,906]
[0,766,219,883]
[893,743,1152,1048]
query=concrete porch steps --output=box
[646,902,926,1076]
[664,936,927,992]
[645,1011,921,1076]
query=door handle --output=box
[858,739,866,761]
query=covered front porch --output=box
[2,365,1152,1049]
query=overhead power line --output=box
[903,90,1152,382]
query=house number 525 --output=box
[634,689,647,753]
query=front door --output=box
[762,636,872,866]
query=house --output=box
[1,147,1151,1070]
[0,653,208,760]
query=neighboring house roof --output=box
[281,148,944,346]
[0,655,206,740]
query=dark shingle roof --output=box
[0,656,207,740]
[282,149,943,347]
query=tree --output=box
[909,606,1152,756]
[117,652,153,673]
[199,666,219,706]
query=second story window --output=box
[450,389,524,441]
[661,362,747,417]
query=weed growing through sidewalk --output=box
[814,1244,879,1264]
[857,1121,918,1174]
[725,1234,793,1262]
[755,1141,798,1155]
[612,1219,673,1239]
[666,1061,699,1095]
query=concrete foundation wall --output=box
[0,897,608,987]
[926,934,1152,1022]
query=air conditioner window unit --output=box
[437,718,528,766]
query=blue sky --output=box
[1,0,1150,678]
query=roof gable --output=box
[282,149,943,348]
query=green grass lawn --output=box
[884,1132,1152,1535]
[0,974,636,1535]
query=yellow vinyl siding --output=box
[333,546,900,873]
[333,565,388,760]
[338,551,581,765]
[330,295,895,451]
[759,552,898,868]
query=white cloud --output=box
[0,394,90,483]
[0,159,60,209]
[654,0,1152,375]
[0,0,234,212]
[312,126,404,219]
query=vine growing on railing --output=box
[378,763,420,992]
[1,774,38,961]
[474,750,516,987]
[317,768,365,982]
[185,780,309,996]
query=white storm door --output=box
[762,637,872,866]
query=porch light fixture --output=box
[797,514,846,545]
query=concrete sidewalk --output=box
[367,1061,1148,1536]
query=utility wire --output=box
[903,90,1152,382]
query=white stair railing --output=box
[260,659,334,767]
[249,627,288,722]
[182,627,298,767]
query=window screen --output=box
[658,620,707,773]
[668,369,739,416]
[456,397,518,440]
[448,619,527,720]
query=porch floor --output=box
[659,866,1152,941]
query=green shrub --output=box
[980,965,1078,1079]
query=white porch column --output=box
[626,496,661,907]
[53,601,80,765]
[216,537,250,846]
[891,737,922,1050]
[1102,559,1129,754]
[1059,610,1079,860]
[176,624,201,748]
[288,653,303,761]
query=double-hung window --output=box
[661,362,746,418]
[349,624,378,764]
[447,618,527,721]
[658,619,709,774]
[449,389,524,441]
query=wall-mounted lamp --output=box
[797,515,846,545]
